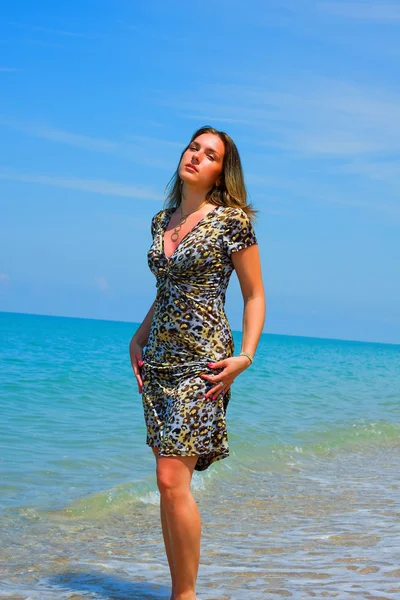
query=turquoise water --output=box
[1,311,400,599]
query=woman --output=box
[129,126,266,600]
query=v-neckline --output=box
[162,205,220,262]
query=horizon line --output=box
[1,310,398,348]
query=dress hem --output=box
[146,440,229,471]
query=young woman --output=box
[129,126,266,600]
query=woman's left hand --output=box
[200,356,251,400]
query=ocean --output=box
[1,311,399,599]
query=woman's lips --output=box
[185,164,198,173]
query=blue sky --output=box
[1,0,399,344]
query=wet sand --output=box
[1,448,399,599]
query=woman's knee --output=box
[156,456,197,498]
[157,466,184,498]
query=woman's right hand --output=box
[129,337,144,394]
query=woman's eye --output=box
[207,154,215,161]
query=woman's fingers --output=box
[205,380,232,400]
[201,371,229,383]
[132,366,143,392]
[131,356,143,393]
[202,373,223,397]
[129,339,144,394]
[201,373,219,382]
[201,370,233,399]
[201,357,245,399]
[136,371,143,391]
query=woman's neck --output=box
[179,184,210,215]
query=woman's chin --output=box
[180,170,197,183]
[180,177,203,189]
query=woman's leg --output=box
[153,448,200,600]
[152,448,176,597]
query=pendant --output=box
[170,202,207,244]
[171,214,188,242]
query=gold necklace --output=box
[170,201,208,242]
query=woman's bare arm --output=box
[131,300,156,348]
[232,244,266,359]
[130,299,156,393]
[201,244,266,399]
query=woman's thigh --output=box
[151,447,198,490]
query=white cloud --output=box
[340,160,400,189]
[271,133,387,156]
[4,39,65,49]
[7,21,95,38]
[95,211,152,230]
[30,126,118,152]
[120,134,183,169]
[0,118,118,152]
[94,277,109,293]
[317,2,400,22]
[0,118,182,169]
[125,134,184,149]
[0,168,161,200]
[263,174,400,218]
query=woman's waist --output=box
[153,299,229,327]
[143,331,233,363]
[144,337,232,358]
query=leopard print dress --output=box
[141,205,258,471]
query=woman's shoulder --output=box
[219,205,252,225]
[151,207,172,224]
[219,206,258,253]
[153,207,171,218]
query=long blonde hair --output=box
[163,126,257,221]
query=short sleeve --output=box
[223,208,258,257]
[151,214,157,240]
[150,210,164,240]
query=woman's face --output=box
[178,133,225,190]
